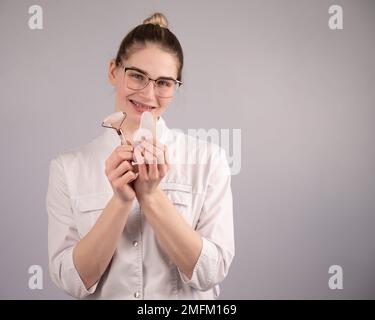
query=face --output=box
[109,43,179,127]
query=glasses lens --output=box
[125,68,179,98]
[155,79,177,98]
[125,69,148,90]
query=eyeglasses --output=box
[122,66,183,98]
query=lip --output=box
[129,99,157,114]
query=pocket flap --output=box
[75,193,112,213]
[160,182,192,206]
[159,182,192,193]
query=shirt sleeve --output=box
[178,146,235,291]
[46,156,98,299]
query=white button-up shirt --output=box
[46,117,235,299]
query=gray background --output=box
[0,0,374,299]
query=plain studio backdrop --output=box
[0,0,374,299]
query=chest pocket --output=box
[160,182,193,224]
[74,193,112,238]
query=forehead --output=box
[125,44,178,78]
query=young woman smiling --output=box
[47,12,234,300]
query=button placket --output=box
[133,205,143,299]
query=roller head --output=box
[102,111,126,128]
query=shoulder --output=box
[49,132,111,175]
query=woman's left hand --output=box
[133,138,170,202]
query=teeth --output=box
[131,100,153,110]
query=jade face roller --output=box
[101,111,130,145]
[101,111,155,165]
[102,111,139,181]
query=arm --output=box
[182,147,235,291]
[47,156,98,298]
[47,145,137,297]
[72,196,132,289]
[134,140,235,291]
[139,188,202,279]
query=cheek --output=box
[120,86,132,98]
[115,79,133,98]
[117,87,136,105]
[158,98,173,109]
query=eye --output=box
[129,72,145,81]
[157,79,174,88]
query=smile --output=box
[129,99,157,113]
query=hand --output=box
[105,144,138,204]
[133,138,170,202]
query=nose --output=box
[139,80,157,98]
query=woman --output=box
[46,13,234,300]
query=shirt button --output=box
[134,291,140,298]
[133,241,138,247]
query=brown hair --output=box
[114,13,184,81]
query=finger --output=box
[107,160,133,182]
[143,140,165,164]
[158,162,168,177]
[154,140,167,164]
[118,151,134,161]
[158,145,169,177]
[143,147,158,179]
[116,144,134,153]
[164,145,170,166]
[105,148,134,173]
[124,138,133,147]
[137,163,148,181]
[107,160,133,181]
[144,148,157,165]
[148,138,165,153]
[106,151,133,175]
[112,171,138,190]
[146,151,158,179]
[133,144,145,164]
[154,139,165,152]
[161,144,170,169]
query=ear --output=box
[108,59,119,86]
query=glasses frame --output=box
[122,65,183,98]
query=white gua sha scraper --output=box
[101,111,130,145]
[133,111,155,164]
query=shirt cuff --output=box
[65,247,98,297]
[177,237,219,291]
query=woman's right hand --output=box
[105,144,138,204]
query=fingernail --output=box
[129,173,138,183]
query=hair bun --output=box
[143,12,169,28]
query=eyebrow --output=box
[128,66,176,81]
